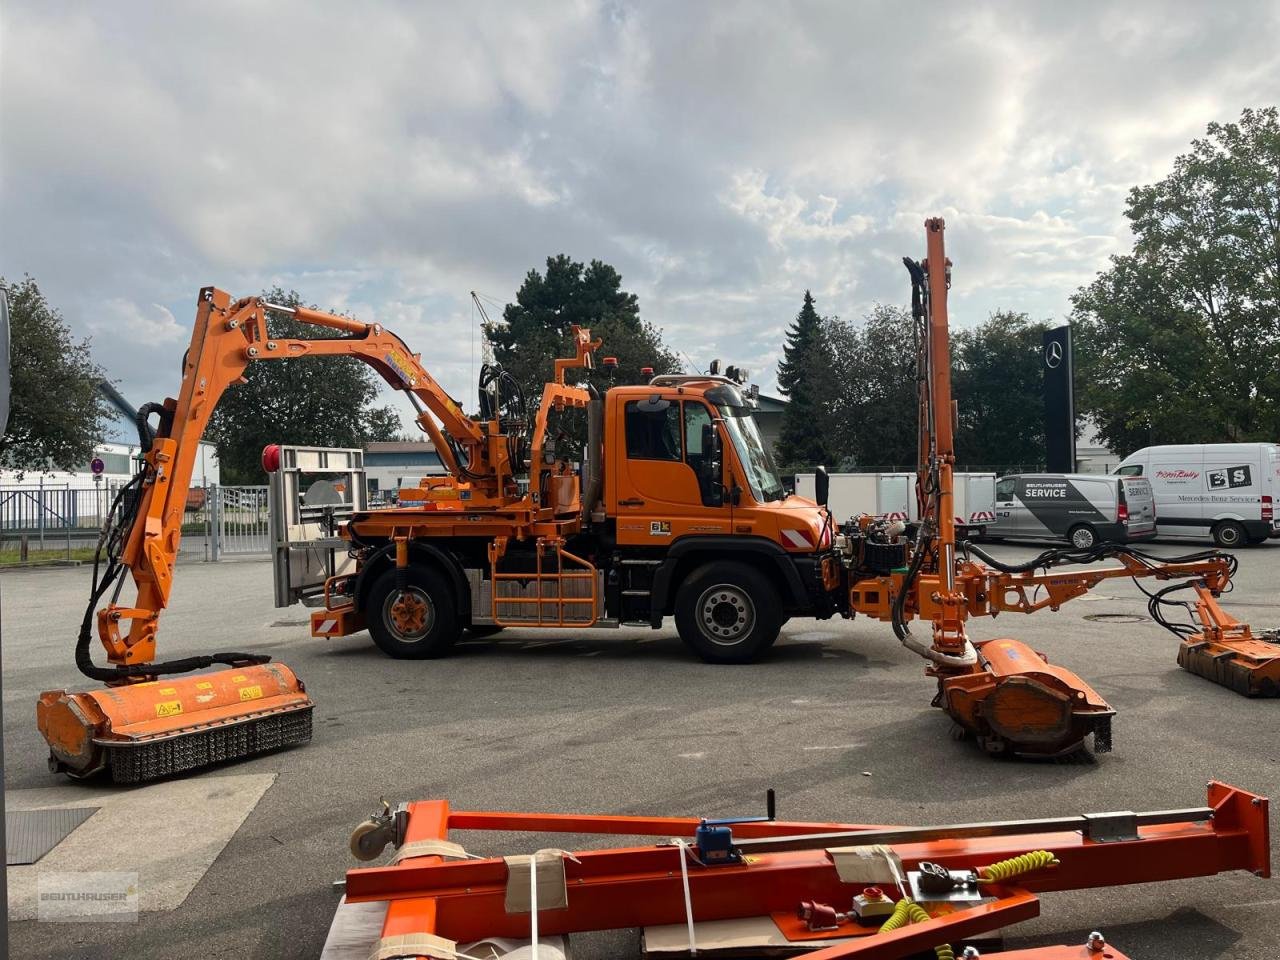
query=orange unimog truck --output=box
[306,365,842,666]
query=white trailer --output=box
[949,472,997,537]
[795,470,995,537]
[794,472,913,522]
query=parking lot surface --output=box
[4,540,1279,959]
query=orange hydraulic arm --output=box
[856,219,1276,759]
[101,287,516,673]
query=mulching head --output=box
[38,662,313,783]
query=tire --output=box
[1247,534,1269,546]
[1067,524,1097,549]
[674,562,783,664]
[1212,520,1247,548]
[465,624,504,638]
[366,565,460,659]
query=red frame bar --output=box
[345,782,1267,955]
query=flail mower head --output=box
[39,662,312,783]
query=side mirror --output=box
[815,465,830,507]
[700,423,724,506]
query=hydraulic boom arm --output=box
[96,287,524,675]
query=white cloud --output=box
[2,0,1278,414]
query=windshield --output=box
[718,406,785,503]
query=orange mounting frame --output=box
[342,781,1268,958]
[487,537,599,627]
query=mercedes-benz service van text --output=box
[1115,443,1280,546]
[986,473,1156,548]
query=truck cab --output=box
[599,375,839,660]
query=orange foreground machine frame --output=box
[336,781,1268,959]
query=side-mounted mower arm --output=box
[101,287,512,674]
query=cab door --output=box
[613,397,730,546]
[993,476,1018,534]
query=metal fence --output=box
[0,482,271,566]
[209,485,269,559]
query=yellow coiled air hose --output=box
[977,849,1060,883]
[879,897,953,960]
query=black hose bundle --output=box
[958,539,1237,643]
[75,413,269,682]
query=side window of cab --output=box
[624,399,681,461]
[682,402,721,506]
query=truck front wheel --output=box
[367,565,460,659]
[674,562,782,664]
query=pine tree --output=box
[775,291,835,470]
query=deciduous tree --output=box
[1073,106,1280,454]
[0,276,109,477]
[486,255,680,405]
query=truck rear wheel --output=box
[674,562,782,664]
[367,565,460,659]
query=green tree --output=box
[952,311,1052,467]
[828,304,918,469]
[205,288,402,483]
[1072,106,1280,454]
[775,291,838,469]
[486,255,680,404]
[0,276,110,476]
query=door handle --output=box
[619,498,646,507]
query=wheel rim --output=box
[385,586,434,642]
[1220,525,1241,546]
[696,584,755,646]
[1072,528,1093,548]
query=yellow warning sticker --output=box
[159,687,177,695]
[196,681,214,690]
[155,700,183,718]
[232,675,247,682]
[238,685,264,702]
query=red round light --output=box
[261,443,282,473]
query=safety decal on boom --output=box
[385,349,418,386]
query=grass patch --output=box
[0,545,98,565]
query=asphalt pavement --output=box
[3,538,1279,959]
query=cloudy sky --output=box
[4,1,1278,431]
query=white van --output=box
[986,473,1156,548]
[1115,443,1280,546]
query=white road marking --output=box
[678,752,706,759]
[801,744,864,751]
[7,773,276,919]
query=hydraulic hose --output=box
[892,530,977,669]
[878,897,953,960]
[977,849,1059,883]
[74,464,269,683]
